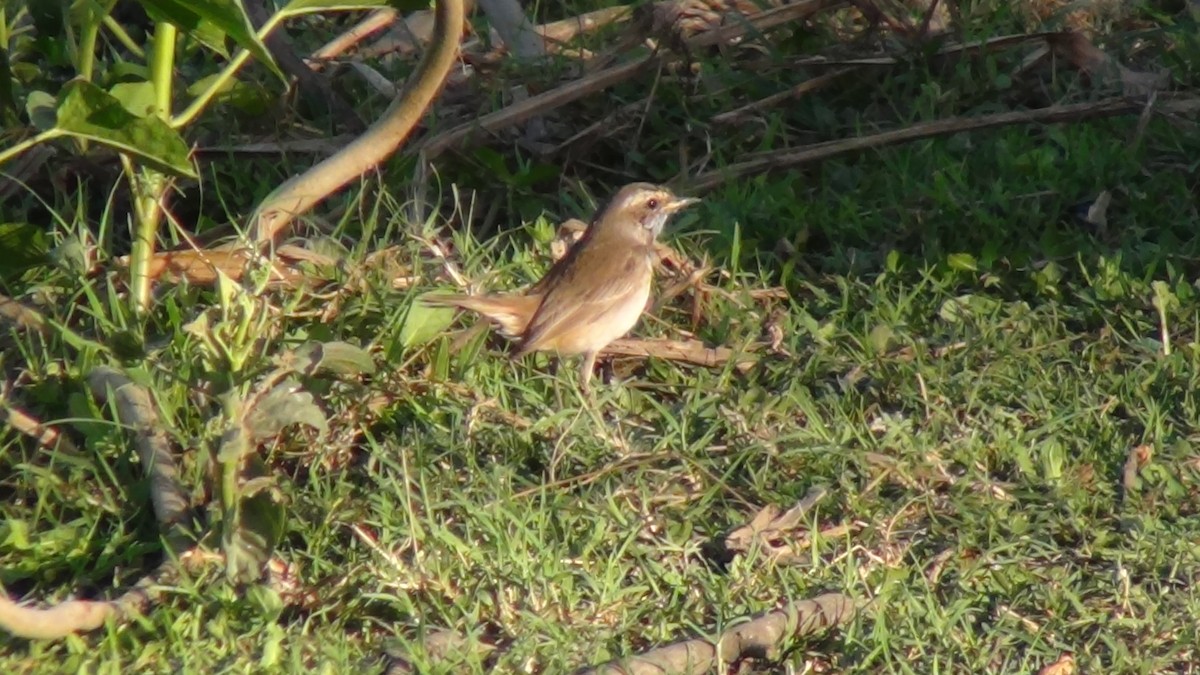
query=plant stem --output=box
[149,22,176,118]
[128,21,178,314]
[0,129,63,168]
[102,15,146,59]
[171,10,288,129]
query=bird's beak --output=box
[667,196,700,212]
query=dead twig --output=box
[0,550,196,640]
[417,0,842,159]
[0,393,82,456]
[244,0,365,132]
[0,292,48,335]
[722,486,831,564]
[712,67,858,124]
[690,95,1200,192]
[309,8,400,65]
[88,366,192,539]
[578,592,859,674]
[603,337,757,371]
[0,549,310,640]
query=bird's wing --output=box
[516,247,651,356]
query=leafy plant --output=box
[0,0,401,314]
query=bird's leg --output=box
[578,351,597,394]
[600,356,616,386]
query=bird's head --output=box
[596,183,700,242]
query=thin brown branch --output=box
[245,0,365,132]
[687,0,846,49]
[0,396,82,456]
[0,557,178,640]
[310,8,400,64]
[88,366,191,536]
[712,67,858,124]
[603,337,758,372]
[579,593,859,674]
[416,55,656,158]
[417,0,843,159]
[539,6,633,45]
[0,292,48,335]
[690,96,1200,192]
[0,548,307,640]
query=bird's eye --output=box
[647,198,659,209]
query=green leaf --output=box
[0,223,50,278]
[108,81,158,117]
[284,341,377,377]
[54,80,196,178]
[938,294,1001,324]
[244,380,328,442]
[216,426,251,463]
[400,295,457,348]
[134,0,279,78]
[946,252,977,272]
[277,0,424,15]
[66,392,108,445]
[25,91,57,131]
[223,456,286,583]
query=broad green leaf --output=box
[284,341,376,377]
[938,294,1001,324]
[186,72,273,115]
[134,0,279,78]
[25,90,57,131]
[244,380,328,442]
[946,252,977,272]
[0,223,50,278]
[54,80,196,178]
[399,295,457,348]
[278,0,425,15]
[216,425,251,462]
[223,455,286,583]
[109,81,158,117]
[66,391,108,446]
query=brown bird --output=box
[424,183,700,390]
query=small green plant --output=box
[0,0,403,314]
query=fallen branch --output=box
[578,592,858,674]
[603,337,758,372]
[88,366,192,539]
[538,6,633,45]
[690,95,1200,192]
[0,292,48,335]
[309,7,399,64]
[245,0,365,131]
[0,394,82,456]
[416,0,841,159]
[721,486,840,565]
[417,55,656,158]
[713,67,858,124]
[0,551,195,640]
[0,548,308,640]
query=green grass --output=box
[4,1,1200,673]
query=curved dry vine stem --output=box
[0,367,193,640]
[252,0,467,243]
[578,592,859,674]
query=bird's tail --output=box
[422,293,539,338]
